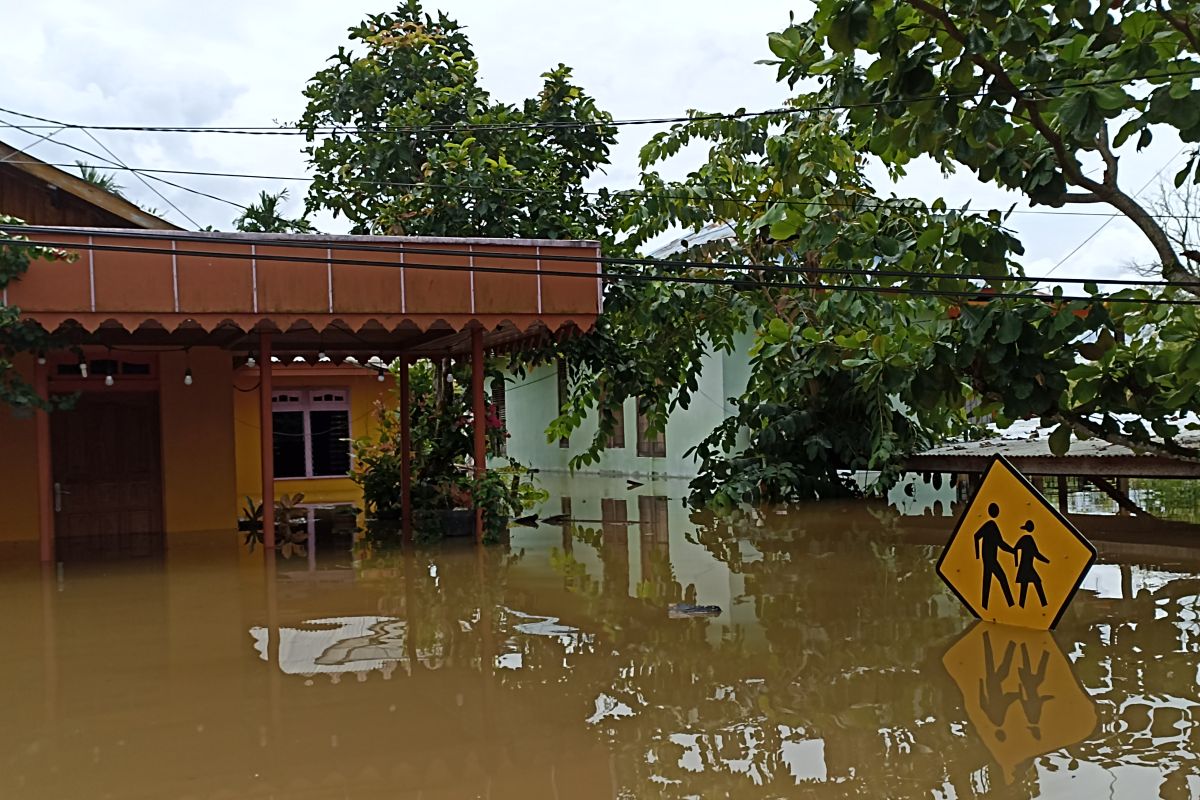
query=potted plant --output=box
[353,358,545,544]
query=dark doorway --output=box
[51,392,164,560]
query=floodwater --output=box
[3,477,1200,799]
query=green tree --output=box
[540,2,1200,505]
[234,189,314,234]
[767,0,1200,287]
[0,216,77,412]
[75,161,125,197]
[298,1,618,241]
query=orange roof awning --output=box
[4,227,602,358]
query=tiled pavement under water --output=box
[2,477,1200,798]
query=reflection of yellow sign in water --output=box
[943,622,1097,784]
[937,455,1097,629]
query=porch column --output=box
[472,327,485,544]
[259,331,276,552]
[35,358,54,563]
[400,358,413,545]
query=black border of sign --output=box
[934,453,1098,630]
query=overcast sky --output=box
[1,0,1186,282]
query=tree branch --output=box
[1155,0,1200,53]
[1060,192,1103,204]
[904,0,1197,292]
[903,0,1104,195]
[1096,125,1119,188]
[1055,412,1200,465]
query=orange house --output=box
[0,225,601,560]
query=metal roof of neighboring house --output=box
[907,430,1200,478]
[0,139,178,230]
[647,222,734,259]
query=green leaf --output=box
[996,313,1022,344]
[767,317,792,344]
[1048,423,1072,456]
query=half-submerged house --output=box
[0,224,601,561]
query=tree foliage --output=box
[234,189,314,234]
[0,216,77,412]
[299,0,619,241]
[538,1,1200,506]
[769,0,1200,284]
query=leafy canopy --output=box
[539,0,1200,506]
[299,0,619,241]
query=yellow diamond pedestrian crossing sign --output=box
[936,455,1097,630]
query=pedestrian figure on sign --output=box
[974,503,1015,610]
[1012,520,1050,608]
[1017,643,1053,740]
[979,629,1019,738]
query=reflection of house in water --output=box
[250,617,421,679]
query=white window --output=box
[272,389,352,478]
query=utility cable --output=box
[79,128,202,228]
[4,232,1200,306]
[4,223,1198,291]
[0,126,66,163]
[2,66,1199,135]
[0,114,247,211]
[3,154,1198,223]
[1045,146,1189,277]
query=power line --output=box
[4,229,1199,305]
[79,129,202,228]
[5,223,1198,289]
[1045,146,1188,277]
[0,126,66,164]
[0,114,247,212]
[3,155,1200,224]
[2,67,1199,135]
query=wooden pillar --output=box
[34,359,54,564]
[400,359,413,545]
[1057,475,1069,515]
[472,327,486,544]
[259,331,276,552]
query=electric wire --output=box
[0,113,248,211]
[79,128,202,228]
[2,65,1199,134]
[1045,146,1189,276]
[3,156,1200,222]
[4,230,1200,306]
[3,224,1196,291]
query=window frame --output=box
[636,399,666,458]
[271,387,352,479]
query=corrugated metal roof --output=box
[646,222,734,259]
[920,430,1200,459]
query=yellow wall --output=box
[0,348,240,544]
[160,348,238,535]
[0,355,40,542]
[232,366,389,517]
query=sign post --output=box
[936,455,1097,630]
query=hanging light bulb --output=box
[183,348,193,386]
[79,360,88,378]
[36,355,46,366]
[104,373,114,387]
[246,355,256,368]
[184,368,194,386]
[318,351,328,362]
[377,370,386,382]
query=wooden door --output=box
[51,392,164,559]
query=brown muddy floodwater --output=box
[2,476,1200,799]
